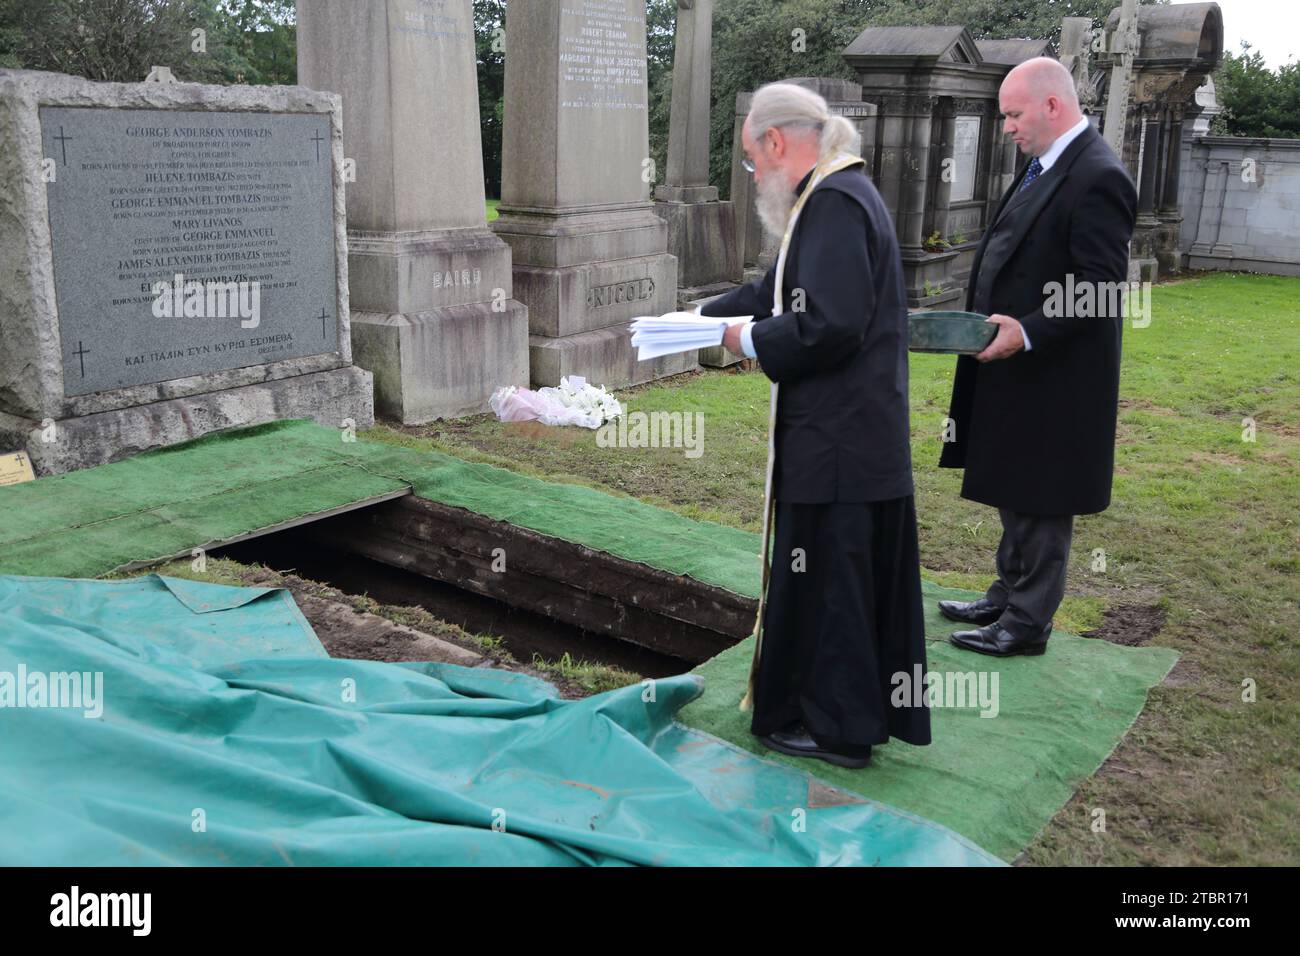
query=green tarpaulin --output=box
[0,573,999,866]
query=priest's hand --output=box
[723,321,746,355]
[976,314,1025,362]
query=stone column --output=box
[653,0,741,340]
[728,90,761,282]
[1137,111,1161,218]
[1156,102,1188,274]
[900,101,935,253]
[297,0,528,423]
[659,0,716,204]
[1161,108,1187,214]
[926,98,956,243]
[1131,106,1163,282]
[493,0,683,388]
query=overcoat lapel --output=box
[967,127,1101,307]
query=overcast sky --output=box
[1215,0,1299,68]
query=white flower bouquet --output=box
[489,375,623,429]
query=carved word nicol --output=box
[588,277,655,310]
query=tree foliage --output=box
[1211,42,1300,139]
[215,0,295,85]
[474,0,508,198]
[0,0,294,85]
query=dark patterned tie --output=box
[1017,156,1043,194]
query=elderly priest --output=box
[701,82,930,769]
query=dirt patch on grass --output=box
[1160,658,1207,689]
[1082,603,1167,646]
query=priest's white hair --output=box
[747,82,861,161]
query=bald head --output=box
[999,56,1084,158]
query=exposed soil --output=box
[232,565,596,699]
[1081,602,1167,646]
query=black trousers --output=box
[984,508,1074,639]
[751,496,931,750]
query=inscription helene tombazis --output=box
[40,106,339,397]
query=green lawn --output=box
[364,271,1299,866]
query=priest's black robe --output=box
[700,165,931,750]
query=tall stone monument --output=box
[843,28,1048,308]
[1102,0,1141,157]
[653,0,739,308]
[493,0,685,388]
[297,0,529,422]
[1059,17,1103,116]
[1093,1,1224,280]
[0,68,374,475]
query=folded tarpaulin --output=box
[0,573,1001,866]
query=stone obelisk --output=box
[653,0,739,309]
[298,0,528,422]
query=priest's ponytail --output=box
[748,82,861,163]
[820,113,861,162]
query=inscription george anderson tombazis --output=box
[41,106,339,398]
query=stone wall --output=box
[1179,135,1300,277]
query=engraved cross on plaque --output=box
[311,129,326,162]
[72,340,91,378]
[53,126,73,166]
[318,307,329,339]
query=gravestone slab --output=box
[652,0,739,313]
[0,69,373,475]
[297,0,528,423]
[493,0,686,387]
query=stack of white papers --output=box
[629,311,753,361]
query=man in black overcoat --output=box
[700,82,930,769]
[938,58,1138,656]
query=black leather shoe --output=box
[758,726,871,769]
[949,621,1050,657]
[938,597,1003,625]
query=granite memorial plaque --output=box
[41,106,339,397]
[951,115,981,204]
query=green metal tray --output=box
[908,310,997,354]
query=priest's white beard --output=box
[755,172,798,245]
